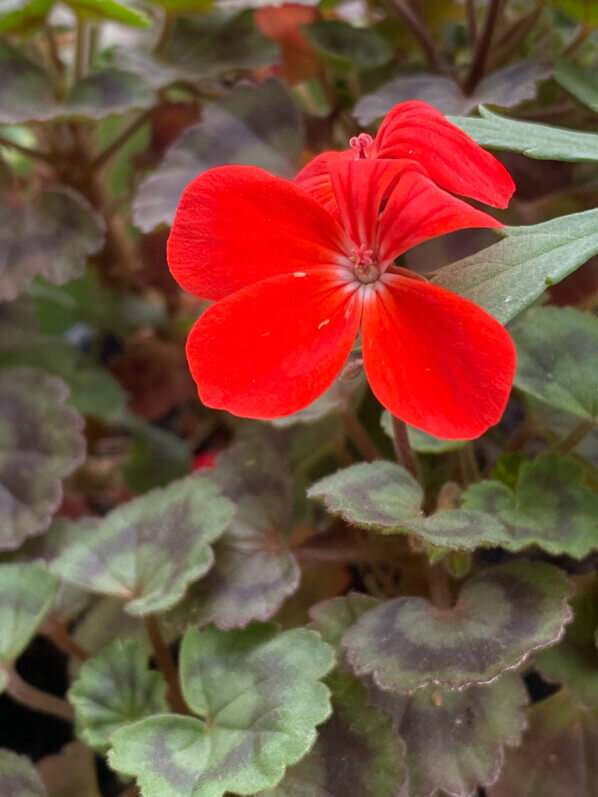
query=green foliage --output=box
[50,475,233,614]
[110,623,335,796]
[0,0,54,34]
[554,58,598,113]
[343,561,572,691]
[302,21,393,74]
[65,0,151,26]
[69,639,169,752]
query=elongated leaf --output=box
[0,0,54,34]
[110,623,334,797]
[50,475,233,615]
[355,61,549,124]
[488,688,598,797]
[512,307,598,421]
[133,78,303,231]
[537,578,598,707]
[261,671,404,797]
[554,59,598,113]
[66,0,150,26]
[170,434,300,629]
[0,369,85,550]
[0,43,152,124]
[343,561,572,691]
[0,563,58,673]
[432,208,598,324]
[302,20,393,73]
[308,461,507,551]
[0,750,46,797]
[0,187,105,301]
[369,674,528,797]
[547,0,598,23]
[69,639,169,752]
[449,106,598,162]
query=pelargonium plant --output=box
[0,1,597,796]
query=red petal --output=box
[361,274,516,439]
[328,158,419,249]
[372,101,515,208]
[168,165,349,300]
[187,269,362,418]
[294,151,345,214]
[378,168,502,265]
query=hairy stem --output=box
[428,561,452,608]
[383,0,443,71]
[390,415,419,479]
[464,0,503,94]
[552,419,595,455]
[144,615,189,715]
[341,408,381,462]
[41,616,90,662]
[4,667,74,722]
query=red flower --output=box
[168,157,516,439]
[295,100,515,212]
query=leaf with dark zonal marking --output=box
[450,106,598,162]
[0,187,105,301]
[537,578,598,707]
[0,563,59,686]
[69,639,169,752]
[355,61,549,124]
[0,368,85,550]
[109,623,334,797]
[487,687,598,797]
[431,208,598,325]
[168,434,300,629]
[0,43,153,124]
[368,674,528,797]
[0,750,47,796]
[343,560,572,691]
[512,307,598,421]
[309,592,380,657]
[307,461,507,551]
[463,454,598,558]
[133,78,303,231]
[50,475,233,616]
[260,671,404,797]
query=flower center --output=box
[349,132,373,159]
[351,245,380,284]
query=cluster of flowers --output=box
[167,101,517,440]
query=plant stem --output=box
[91,110,153,172]
[464,0,503,94]
[44,23,65,76]
[428,561,452,608]
[458,443,480,485]
[488,4,543,70]
[296,544,391,564]
[154,12,174,54]
[341,408,381,462]
[74,18,89,81]
[0,134,52,163]
[144,615,189,715]
[4,667,74,722]
[552,419,596,455]
[390,415,419,479]
[466,0,477,44]
[563,23,592,56]
[383,0,443,71]
[40,616,90,662]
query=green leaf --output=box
[66,0,150,26]
[0,750,47,796]
[546,0,598,23]
[0,0,54,34]
[554,58,598,113]
[487,688,598,797]
[302,20,393,73]
[537,578,598,707]
[0,563,59,671]
[355,61,549,124]
[463,454,598,558]
[133,78,303,231]
[271,376,364,428]
[380,411,465,454]
[431,208,598,325]
[0,368,85,550]
[307,461,507,551]
[110,623,334,797]
[166,11,278,76]
[147,0,213,10]
[69,639,169,753]
[261,671,404,797]
[0,340,126,419]
[169,434,300,629]
[309,592,380,658]
[512,306,598,421]
[449,106,598,162]
[0,188,105,301]
[0,43,153,124]
[50,475,233,615]
[343,560,572,691]
[120,416,190,492]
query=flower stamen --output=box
[350,244,380,284]
[349,132,373,159]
